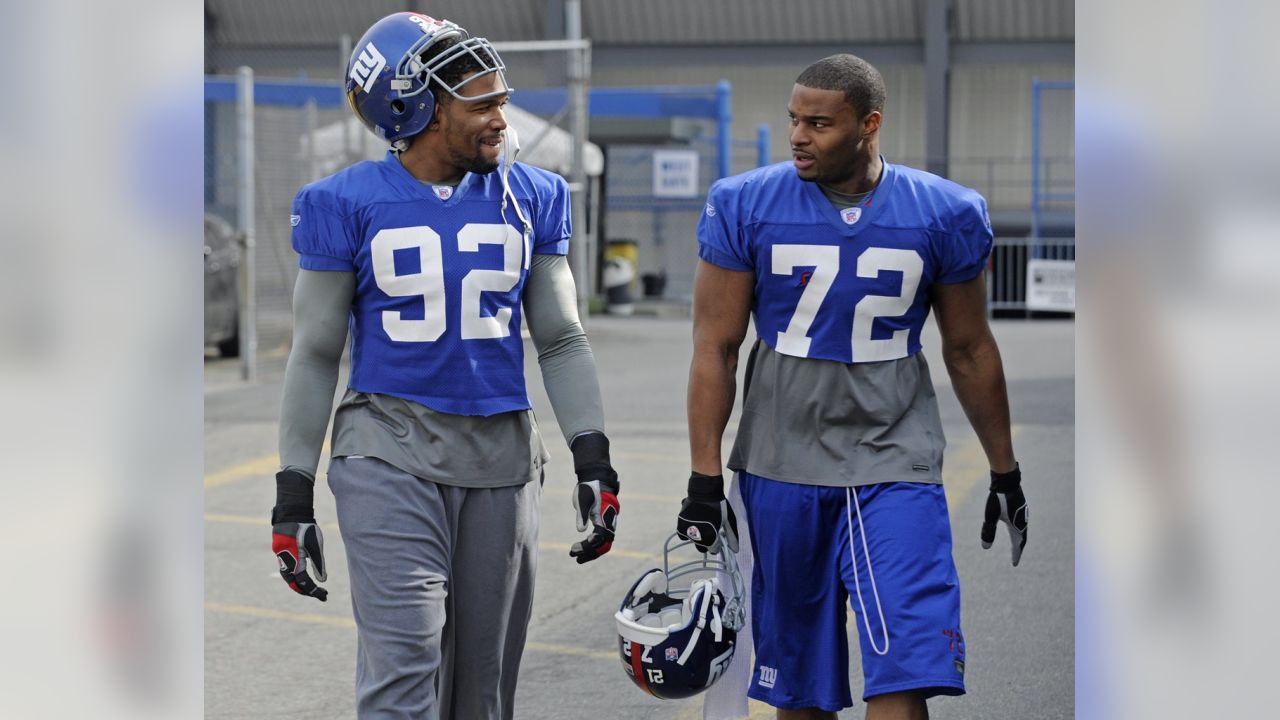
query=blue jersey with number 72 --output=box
[697,160,992,364]
[289,151,571,415]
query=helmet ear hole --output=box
[390,99,406,115]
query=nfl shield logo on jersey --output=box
[665,647,679,661]
[840,206,862,225]
[433,185,454,200]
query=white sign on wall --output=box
[652,149,700,198]
[1026,259,1076,312]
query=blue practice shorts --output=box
[739,472,966,711]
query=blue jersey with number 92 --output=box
[697,160,992,364]
[290,151,571,415]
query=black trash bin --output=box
[641,272,667,298]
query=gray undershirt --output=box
[278,253,605,487]
[818,184,872,209]
[728,343,946,487]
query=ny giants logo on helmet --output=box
[344,12,508,146]
[349,43,387,93]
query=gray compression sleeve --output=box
[278,269,355,478]
[523,253,606,444]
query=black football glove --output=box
[677,472,739,555]
[568,433,620,564]
[981,464,1029,567]
[271,469,328,601]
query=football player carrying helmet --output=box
[615,534,746,699]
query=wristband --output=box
[989,464,1022,493]
[687,471,726,501]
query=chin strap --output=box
[677,580,722,666]
[499,126,534,267]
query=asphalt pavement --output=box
[204,314,1073,719]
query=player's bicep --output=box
[930,272,991,353]
[522,254,582,353]
[692,259,754,354]
[292,270,355,360]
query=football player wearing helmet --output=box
[271,12,619,719]
[682,54,1028,720]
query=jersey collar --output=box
[382,150,477,206]
[799,156,896,237]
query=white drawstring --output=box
[845,487,890,656]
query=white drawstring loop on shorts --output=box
[846,487,890,656]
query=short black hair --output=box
[422,36,498,103]
[796,54,886,118]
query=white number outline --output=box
[369,223,524,342]
[770,244,924,361]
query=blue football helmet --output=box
[344,12,509,144]
[615,534,746,700]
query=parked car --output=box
[204,213,241,357]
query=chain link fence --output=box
[206,79,380,364]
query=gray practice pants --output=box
[327,456,541,720]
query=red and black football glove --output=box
[568,433,620,564]
[676,471,739,555]
[981,464,1029,567]
[271,469,328,601]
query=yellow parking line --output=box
[205,602,614,659]
[943,425,1025,512]
[205,454,279,489]
[207,601,353,628]
[676,697,777,720]
[744,699,783,718]
[205,444,331,489]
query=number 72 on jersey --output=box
[772,245,923,362]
